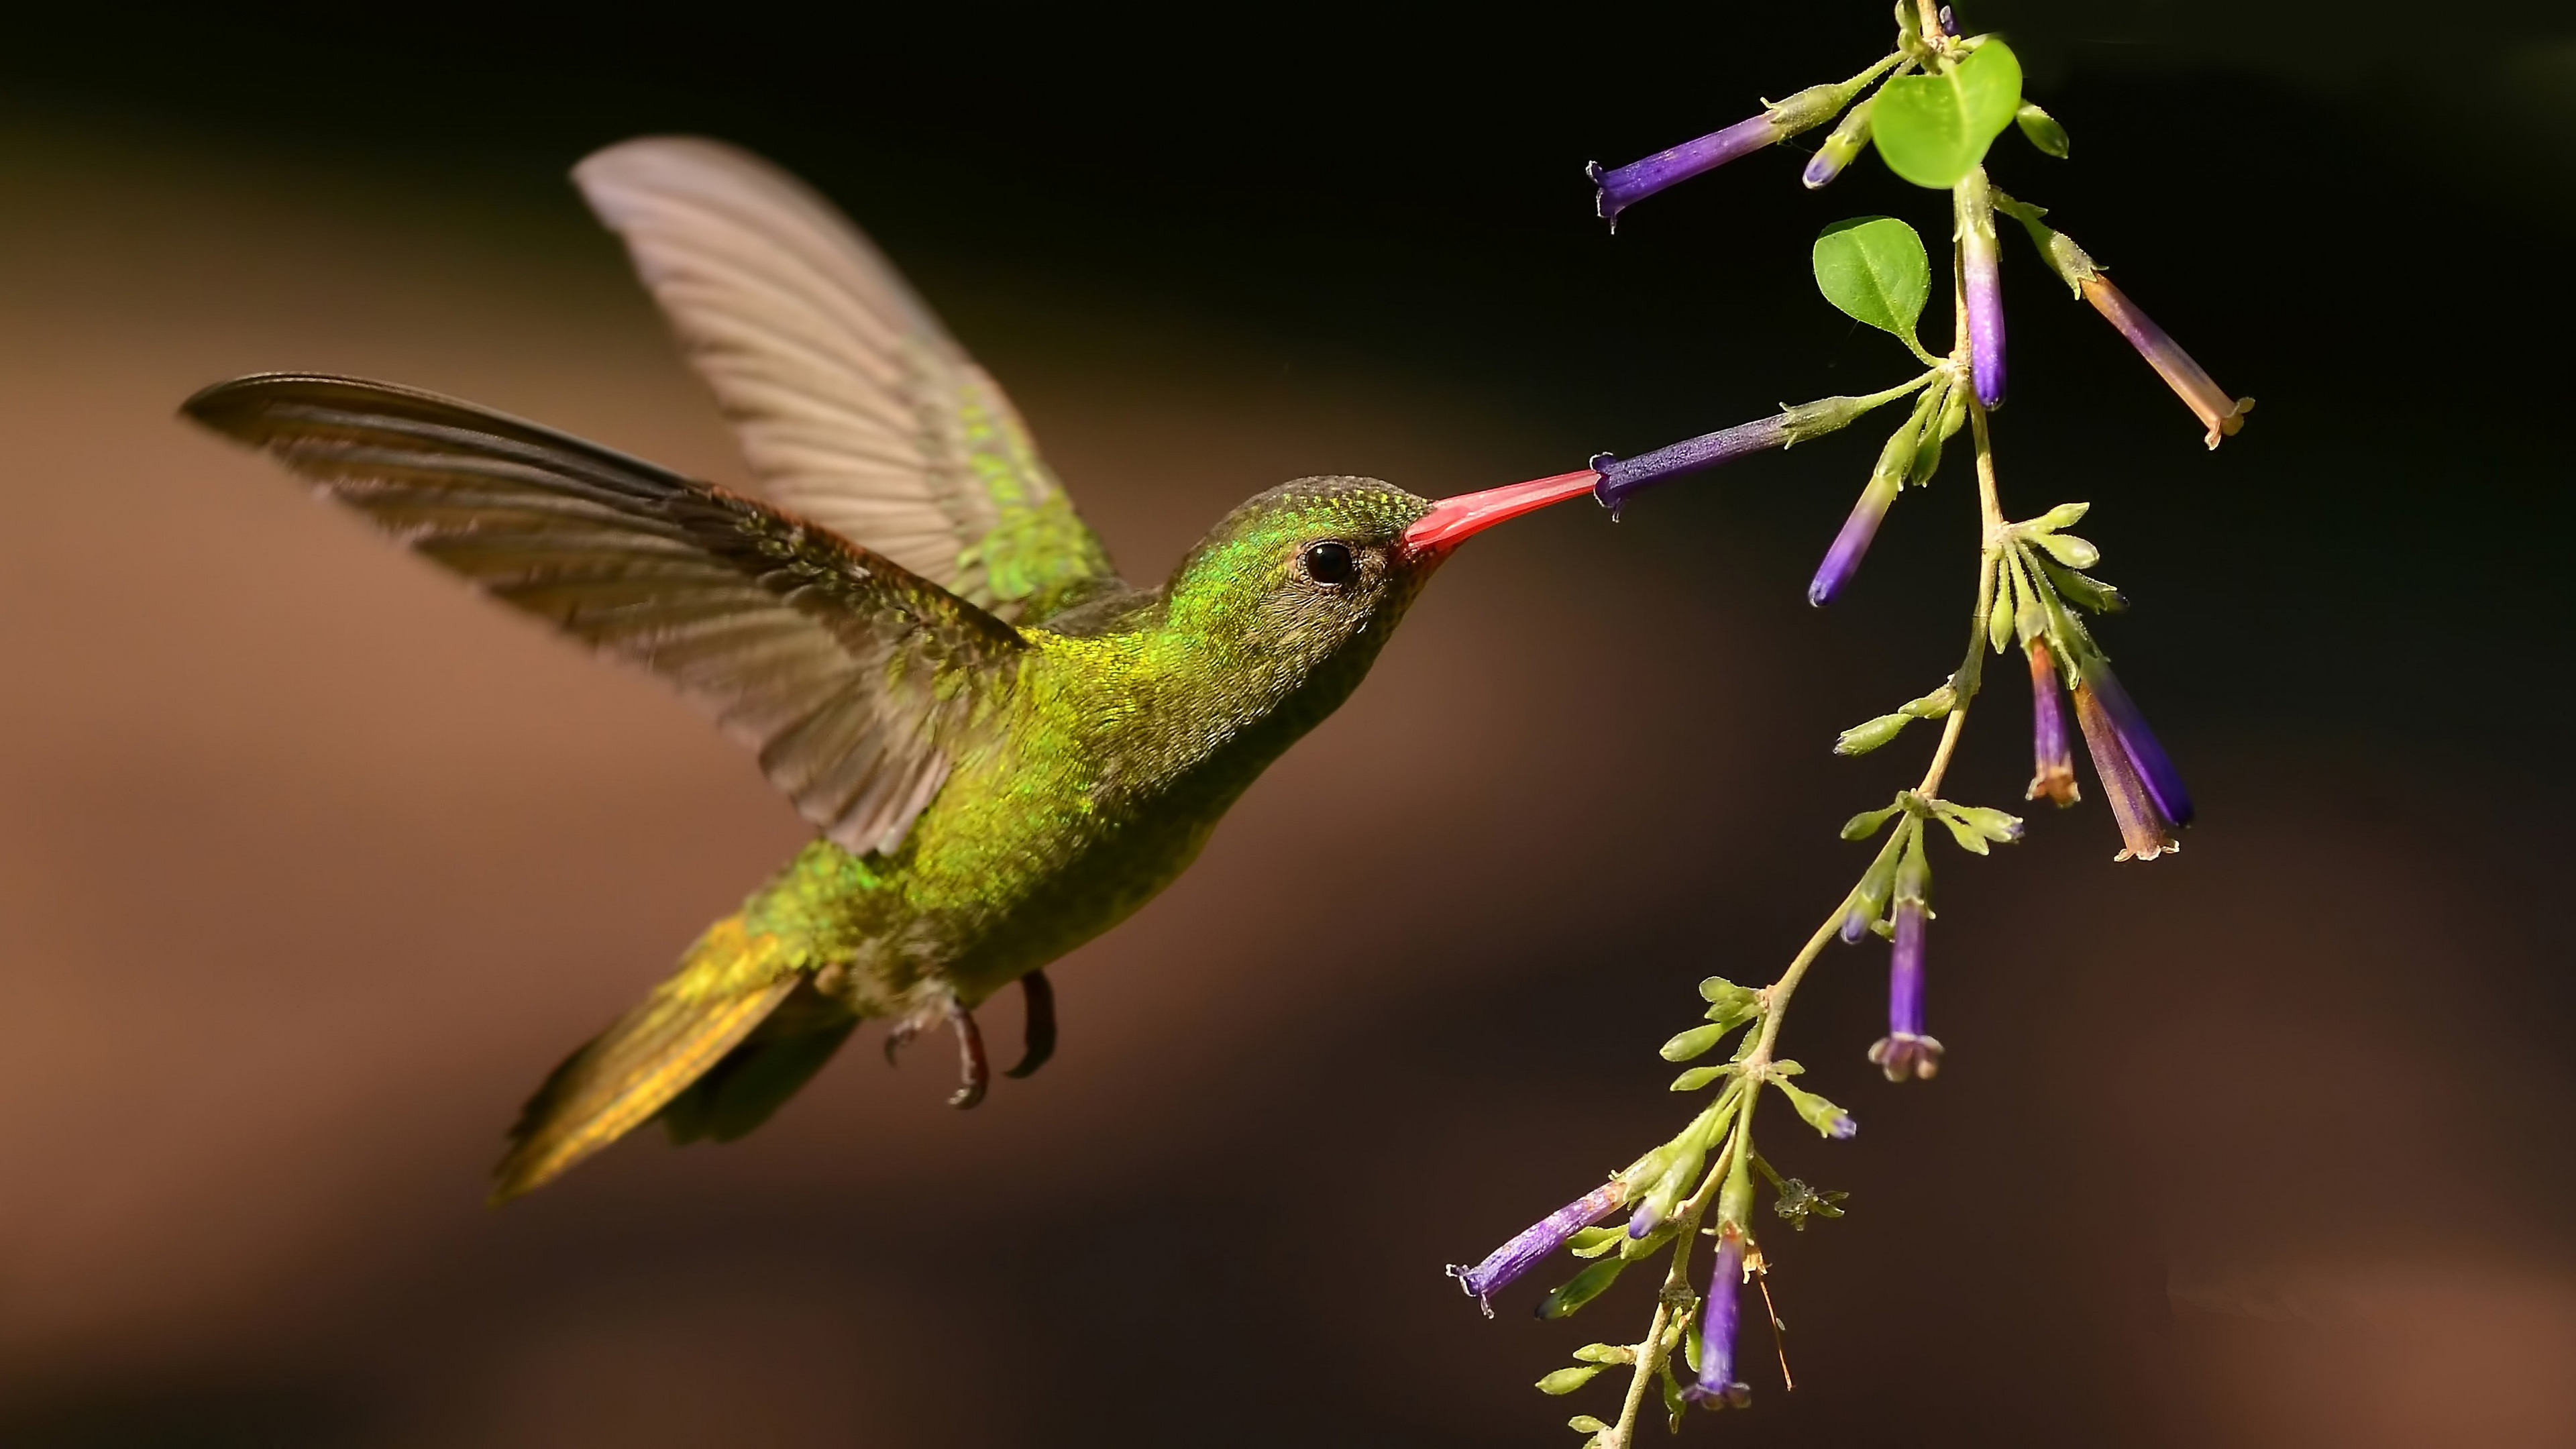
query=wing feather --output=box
[573,136,1118,621]
[185,372,1024,855]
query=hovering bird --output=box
[184,138,1597,1201]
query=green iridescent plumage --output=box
[182,137,1552,1201]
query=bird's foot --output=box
[1004,970,1055,1079]
[945,1000,988,1109]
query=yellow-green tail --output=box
[490,915,801,1203]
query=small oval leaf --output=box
[1870,40,2025,189]
[1813,216,1930,342]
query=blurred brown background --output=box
[0,3,2569,1445]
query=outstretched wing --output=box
[185,373,1025,855]
[574,136,1118,624]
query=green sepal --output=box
[1568,1415,1611,1435]
[1848,828,1906,930]
[1774,1078,1858,1139]
[2038,555,2129,613]
[1987,568,2016,655]
[1835,712,1913,756]
[1994,190,2099,298]
[1841,802,1904,841]
[1870,40,2024,189]
[2015,101,2071,158]
[1893,824,1932,906]
[1699,977,1762,1035]
[1705,997,1760,1036]
[1538,1257,1627,1320]
[1768,1059,1805,1076]
[1567,1226,1625,1259]
[1660,1023,1732,1062]
[1574,1343,1638,1365]
[1538,1365,1607,1396]
[2029,500,2090,532]
[2005,545,2047,644]
[1938,801,2026,846]
[1900,682,1956,719]
[1670,1065,1733,1092]
[2034,531,2102,568]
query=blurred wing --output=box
[573,136,1118,623]
[185,373,1026,855]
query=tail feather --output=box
[660,988,859,1145]
[491,915,799,1202]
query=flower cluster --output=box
[1454,6,2243,1445]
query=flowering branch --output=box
[1452,7,2245,1443]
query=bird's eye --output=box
[1301,541,1357,586]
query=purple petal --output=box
[2081,662,2193,827]
[1591,414,1794,510]
[1807,472,1899,605]
[1680,1236,1750,1407]
[1448,1181,1624,1315]
[1589,114,1782,223]
[2080,276,2253,449]
[1887,899,1927,1039]
[2026,639,2080,806]
[1965,218,2006,410]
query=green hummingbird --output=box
[183,138,1597,1201]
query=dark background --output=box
[0,3,2569,1445]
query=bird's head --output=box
[1159,468,1600,697]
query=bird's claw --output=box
[946,1000,988,1109]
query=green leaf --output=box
[1671,1065,1733,1091]
[1568,1415,1610,1435]
[1540,1258,1627,1320]
[1870,40,2025,189]
[1835,712,1913,757]
[2035,531,2101,569]
[1538,1365,1606,1395]
[1573,1343,1638,1364]
[2015,101,2071,158]
[1812,216,1931,344]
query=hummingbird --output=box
[184,138,1599,1201]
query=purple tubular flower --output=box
[1589,114,1782,225]
[1591,415,1794,511]
[2080,276,2255,449]
[1961,179,2006,409]
[2026,639,2080,806]
[1680,1235,1752,1408]
[1868,900,1943,1081]
[2070,661,2194,861]
[1807,471,1898,606]
[1447,1181,1624,1317]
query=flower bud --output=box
[1802,98,1876,190]
[1958,170,2006,409]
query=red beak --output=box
[1399,470,1601,559]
